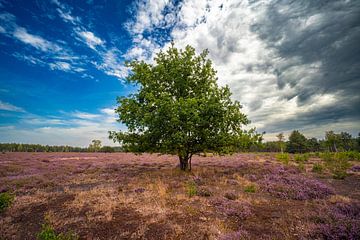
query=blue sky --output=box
[0,0,359,146]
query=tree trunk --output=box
[179,155,189,171]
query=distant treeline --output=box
[252,130,360,153]
[0,143,122,153]
[1,130,359,154]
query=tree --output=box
[276,133,285,153]
[307,137,320,152]
[89,139,102,152]
[325,131,340,152]
[109,44,260,170]
[287,130,308,153]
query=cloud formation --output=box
[0,100,25,112]
[125,0,360,140]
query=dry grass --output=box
[0,152,359,239]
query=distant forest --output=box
[1,130,359,153]
[0,143,121,153]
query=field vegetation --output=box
[1,152,359,239]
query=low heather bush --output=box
[224,191,238,200]
[0,192,14,213]
[211,198,252,220]
[310,202,360,239]
[259,174,333,200]
[197,187,212,197]
[350,165,360,172]
[219,229,249,240]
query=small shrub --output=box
[310,202,360,239]
[197,187,212,197]
[344,151,360,161]
[275,153,290,164]
[37,222,78,240]
[312,163,324,173]
[0,192,14,213]
[325,158,351,180]
[186,181,197,197]
[350,165,360,172]
[297,162,306,172]
[260,174,333,200]
[219,229,249,240]
[294,154,309,163]
[224,191,238,200]
[211,198,252,219]
[244,184,256,193]
[320,152,333,162]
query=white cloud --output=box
[0,107,123,147]
[72,111,101,120]
[126,0,173,35]
[13,27,62,52]
[95,49,129,79]
[49,61,71,71]
[76,30,104,50]
[123,0,360,140]
[0,100,25,112]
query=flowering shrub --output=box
[211,198,252,220]
[350,165,360,172]
[310,202,360,239]
[219,229,249,240]
[259,173,333,200]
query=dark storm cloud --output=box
[249,0,360,132]
[263,95,360,134]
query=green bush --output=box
[186,181,197,197]
[275,153,290,164]
[320,152,333,162]
[244,184,256,193]
[320,152,353,179]
[312,163,324,173]
[325,158,351,179]
[297,162,306,172]
[294,154,309,163]
[0,192,14,213]
[345,151,360,161]
[37,222,78,240]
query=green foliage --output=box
[109,44,260,170]
[100,146,115,153]
[339,151,360,161]
[312,163,324,173]
[244,184,256,193]
[321,153,352,179]
[297,162,306,172]
[287,130,308,153]
[88,139,102,152]
[294,153,309,163]
[37,222,78,240]
[0,192,14,213]
[275,153,290,164]
[186,181,197,197]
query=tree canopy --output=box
[109,44,261,170]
